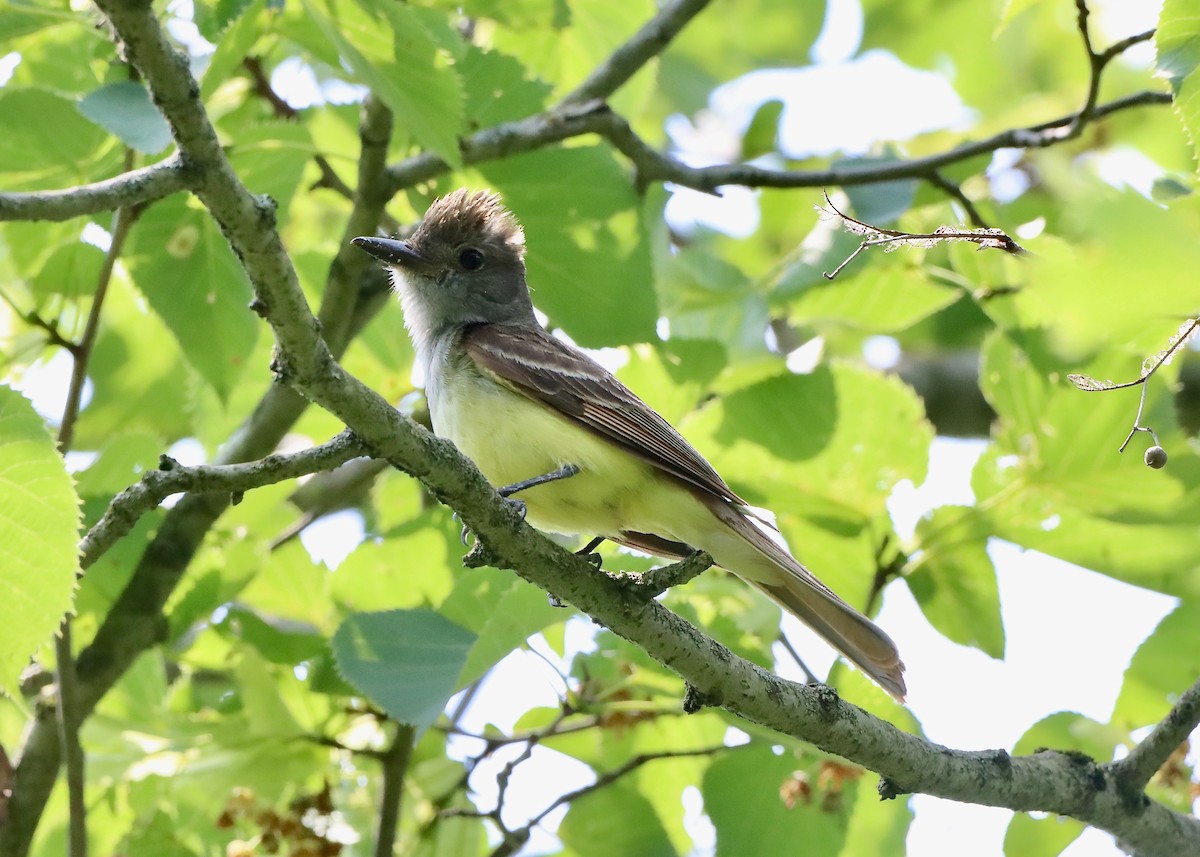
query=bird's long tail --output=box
[704,500,907,701]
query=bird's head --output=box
[353,189,535,353]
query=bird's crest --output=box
[410,189,525,258]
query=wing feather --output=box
[461,324,745,506]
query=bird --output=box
[352,189,906,700]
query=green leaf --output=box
[837,763,913,857]
[0,87,107,188]
[1156,0,1200,168]
[124,809,199,857]
[704,746,853,857]
[0,385,80,697]
[331,509,458,612]
[124,195,259,401]
[200,0,266,100]
[657,244,768,355]
[481,145,657,346]
[456,578,564,686]
[559,780,677,857]
[1019,193,1200,354]
[741,99,783,160]
[842,166,918,224]
[74,431,162,497]
[332,609,476,728]
[1012,711,1121,760]
[701,365,931,517]
[1003,813,1084,857]
[0,1,72,42]
[193,0,257,42]
[227,122,315,221]
[308,0,464,168]
[217,605,327,666]
[459,45,553,128]
[76,277,195,446]
[973,331,1199,590]
[1114,601,1200,726]
[997,0,1048,31]
[234,646,304,737]
[908,506,1004,658]
[78,81,173,154]
[30,240,106,300]
[781,262,961,332]
[124,806,199,854]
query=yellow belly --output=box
[430,363,676,539]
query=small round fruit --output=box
[1144,446,1168,469]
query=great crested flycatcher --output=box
[352,189,906,700]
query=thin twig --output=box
[1068,1,1155,137]
[535,745,728,827]
[442,716,603,747]
[615,550,713,599]
[383,89,1171,198]
[57,192,135,453]
[52,147,139,857]
[777,633,819,686]
[1111,675,1200,791]
[375,724,416,857]
[79,430,369,570]
[560,0,712,106]
[0,287,80,355]
[1067,318,1200,452]
[925,171,990,229]
[819,192,1026,279]
[242,56,355,200]
[53,622,85,857]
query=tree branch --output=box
[559,0,712,106]
[530,745,729,829]
[79,430,368,569]
[480,745,730,857]
[0,155,191,222]
[384,86,1170,200]
[1068,1,1155,136]
[1111,675,1200,793]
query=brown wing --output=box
[461,323,746,506]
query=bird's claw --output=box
[455,498,525,547]
[575,536,605,568]
[504,496,527,520]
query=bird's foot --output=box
[576,536,606,568]
[456,495,527,547]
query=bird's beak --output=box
[351,236,440,276]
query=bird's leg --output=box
[576,536,606,568]
[460,464,582,545]
[496,463,581,500]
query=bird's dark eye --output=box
[458,247,485,271]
